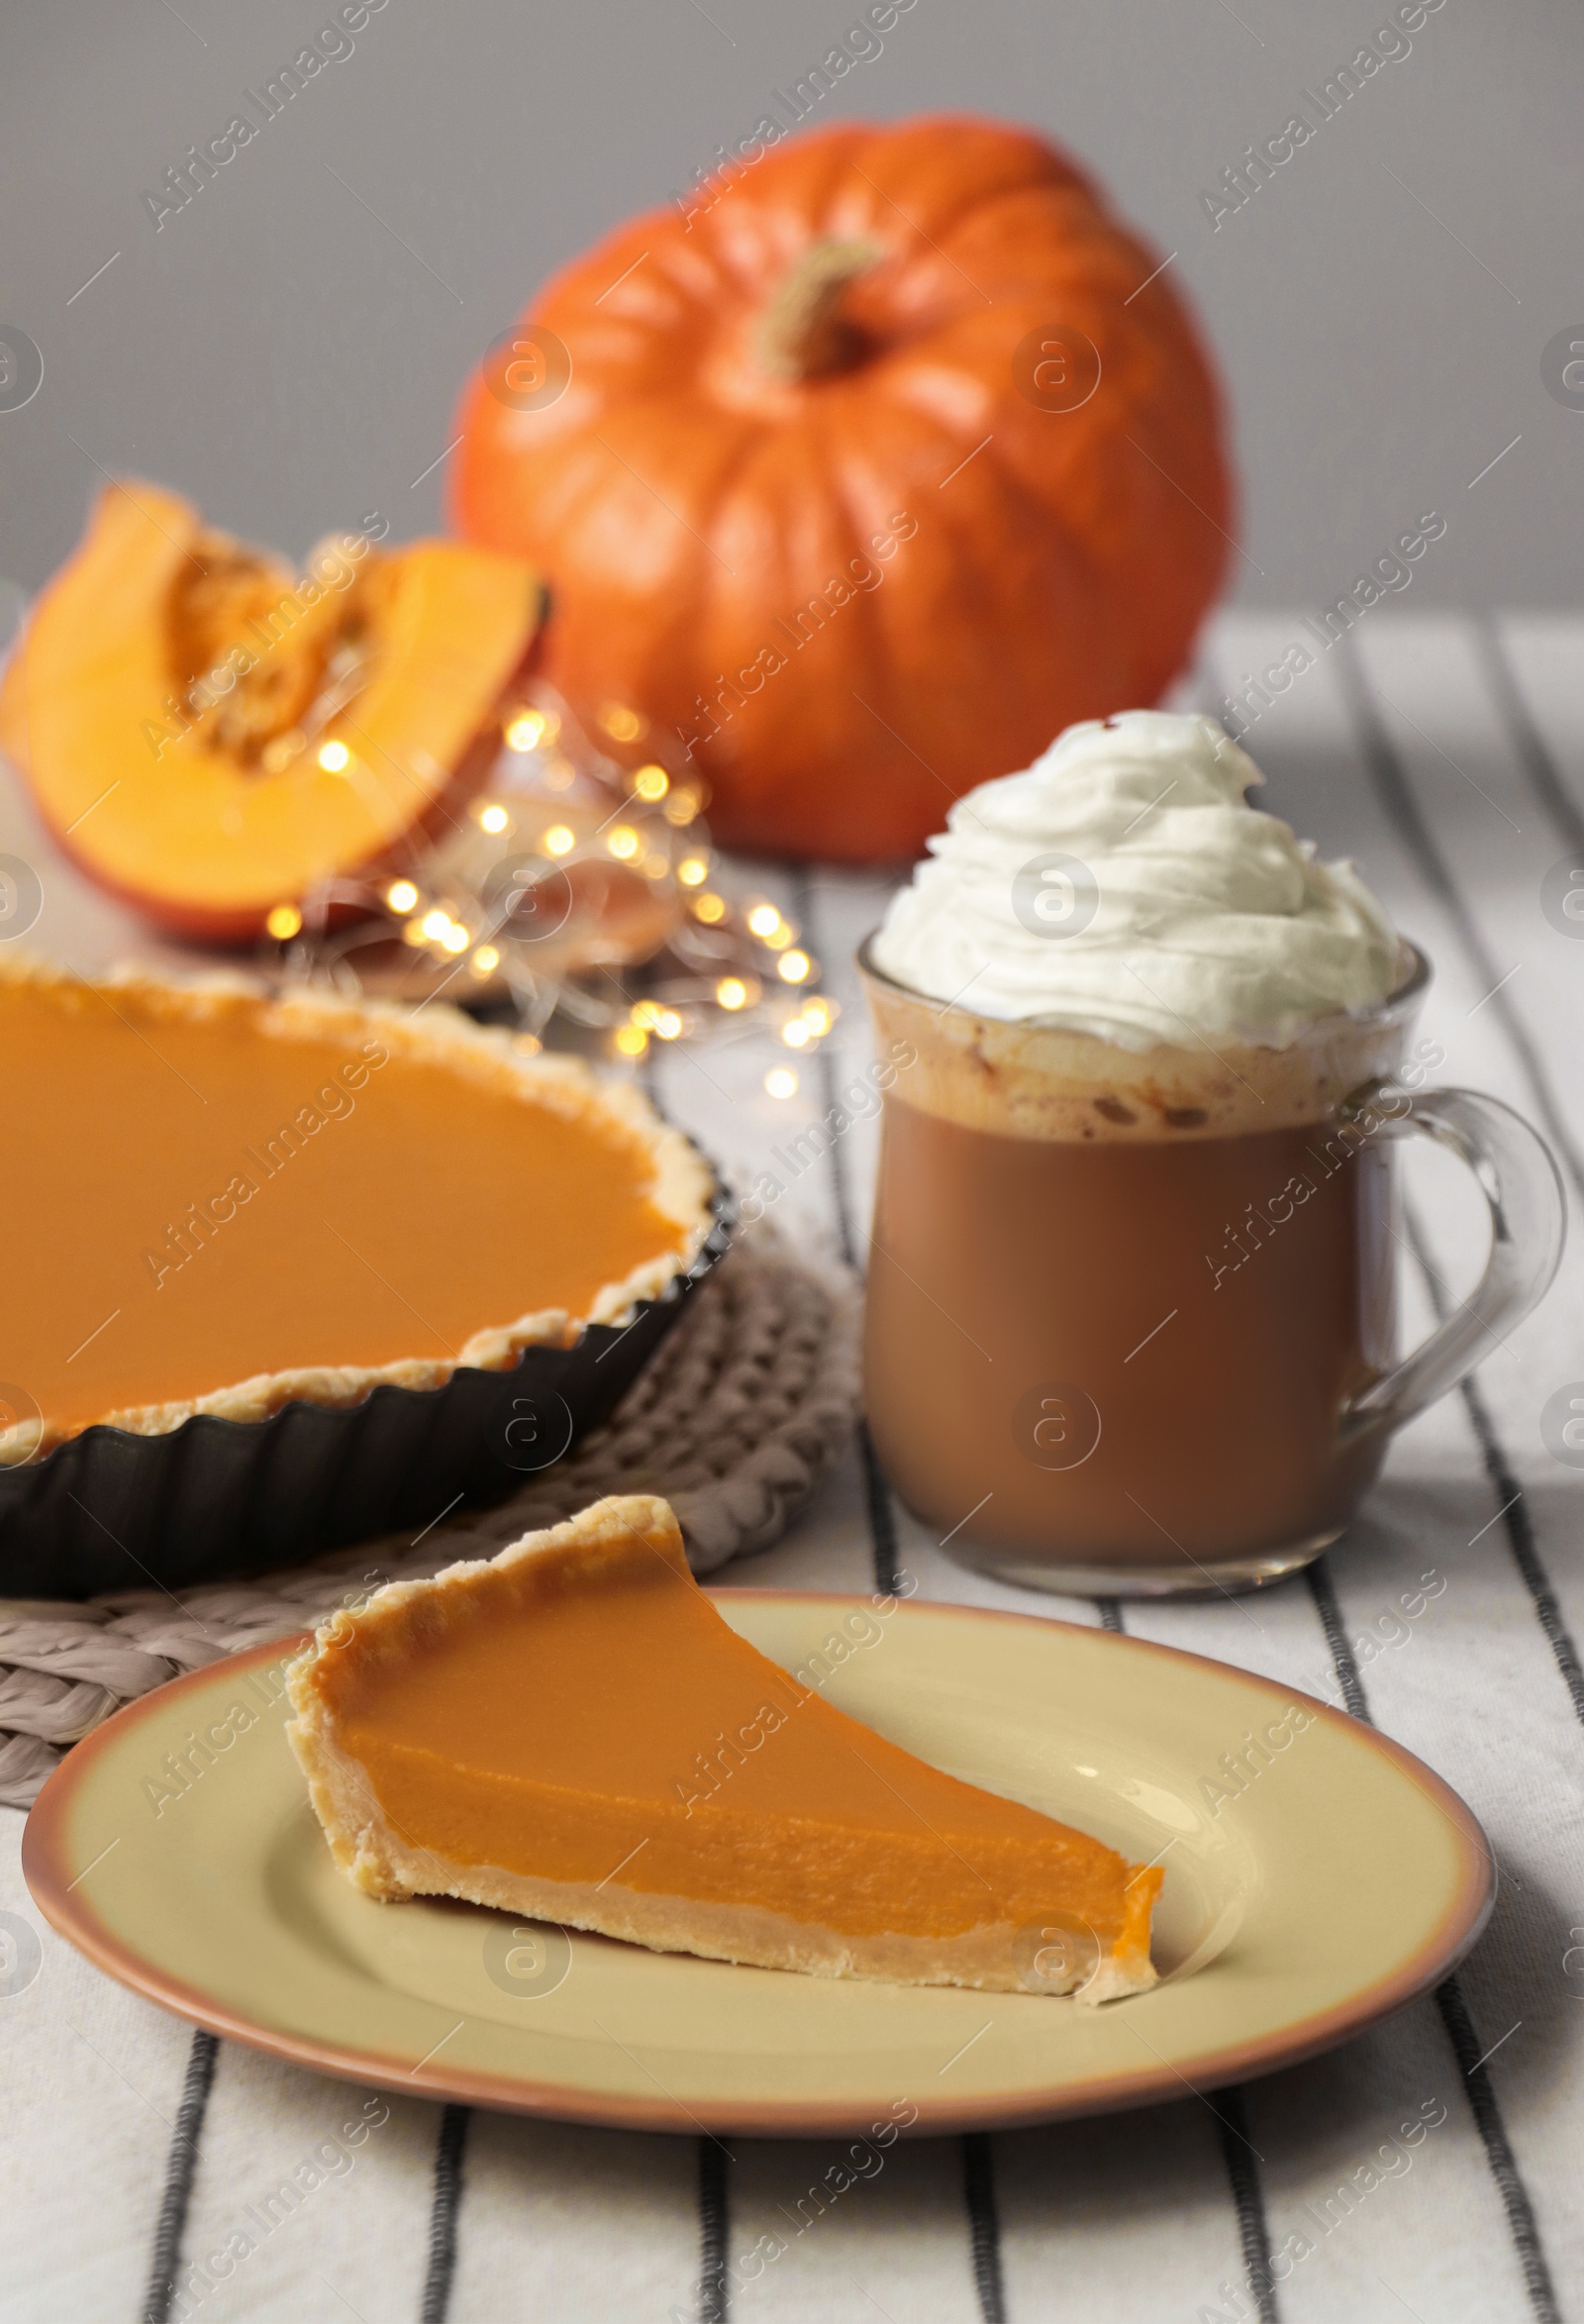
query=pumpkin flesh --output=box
[1,482,543,941]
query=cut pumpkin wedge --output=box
[0,481,543,942]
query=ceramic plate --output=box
[24,1593,1491,2137]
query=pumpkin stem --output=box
[756,237,885,384]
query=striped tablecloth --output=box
[4,612,1582,2324]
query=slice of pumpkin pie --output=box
[285,1495,1160,2001]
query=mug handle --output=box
[1342,1084,1566,1438]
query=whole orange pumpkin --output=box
[452,114,1234,862]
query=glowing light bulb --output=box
[746,903,781,940]
[677,856,708,886]
[614,1024,647,1057]
[607,825,641,860]
[601,705,643,744]
[479,803,510,834]
[543,825,575,857]
[655,1009,683,1040]
[801,996,835,1036]
[442,924,469,954]
[471,945,500,975]
[716,977,748,1011]
[505,710,544,753]
[632,764,668,801]
[421,909,451,942]
[692,892,727,924]
[764,1067,798,1099]
[777,950,812,983]
[781,1019,812,1048]
[317,740,350,773]
[265,903,302,941]
[386,879,419,914]
[632,1000,662,1030]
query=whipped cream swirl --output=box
[870,712,1401,1051]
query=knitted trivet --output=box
[0,1230,858,1808]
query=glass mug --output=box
[860,939,1565,1596]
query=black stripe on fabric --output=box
[1477,620,1584,857]
[792,869,857,1282]
[796,869,903,1599]
[858,1420,903,1599]
[1215,2085,1280,2324]
[1305,1559,1561,2320]
[962,2132,1008,2324]
[1304,1559,1370,1721]
[1402,1206,1584,1732]
[1450,1380,1584,1728]
[1339,644,1584,1201]
[140,2029,219,2324]
[1433,1977,1561,2324]
[697,2136,731,2324]
[418,2104,471,2324]
[807,981,861,1279]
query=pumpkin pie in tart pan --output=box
[0,958,726,1599]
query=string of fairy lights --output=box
[268,682,837,1099]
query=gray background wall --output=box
[2,0,1578,610]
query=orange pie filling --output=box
[287,1496,1161,1998]
[2,962,710,1451]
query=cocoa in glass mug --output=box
[860,940,1565,1596]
